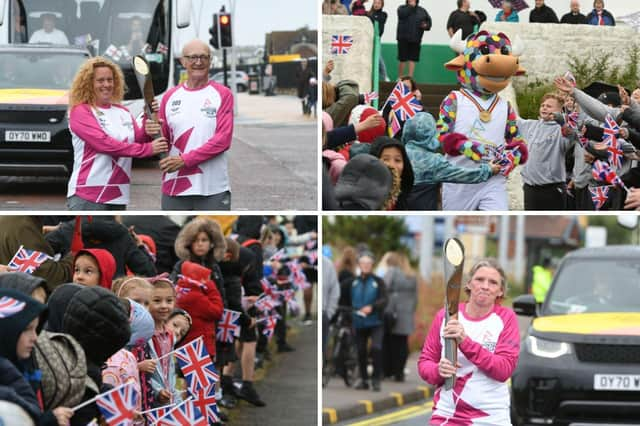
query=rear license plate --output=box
[5,130,51,142]
[594,374,640,391]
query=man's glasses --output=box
[184,54,210,63]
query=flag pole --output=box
[372,21,380,110]
[138,401,179,415]
[153,397,193,423]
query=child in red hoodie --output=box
[175,261,223,361]
[72,248,116,288]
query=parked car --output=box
[0,44,90,176]
[210,70,249,92]
[511,245,640,426]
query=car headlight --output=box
[526,335,572,358]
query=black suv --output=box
[0,44,89,176]
[511,245,640,426]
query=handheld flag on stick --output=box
[155,397,207,426]
[94,381,137,426]
[8,246,52,274]
[216,309,241,343]
[174,336,219,393]
[589,185,610,210]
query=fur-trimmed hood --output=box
[174,218,226,262]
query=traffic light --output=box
[209,13,219,49]
[219,13,232,48]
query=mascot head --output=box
[445,30,525,96]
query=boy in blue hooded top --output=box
[403,112,500,210]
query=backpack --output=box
[33,331,91,409]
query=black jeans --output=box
[383,333,409,380]
[523,182,567,210]
[355,326,383,383]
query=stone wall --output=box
[481,22,638,90]
[322,15,374,93]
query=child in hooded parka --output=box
[402,112,501,210]
[0,288,74,426]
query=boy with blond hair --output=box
[518,92,576,210]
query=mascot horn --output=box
[438,29,528,211]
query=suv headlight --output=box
[526,336,572,358]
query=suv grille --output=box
[0,109,67,124]
[575,344,640,363]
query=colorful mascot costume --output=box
[438,29,528,210]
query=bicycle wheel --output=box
[342,334,359,387]
[322,324,338,387]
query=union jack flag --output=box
[260,278,276,298]
[156,42,168,55]
[566,111,579,131]
[144,404,172,424]
[330,34,353,55]
[603,114,624,168]
[95,382,137,426]
[269,248,286,262]
[589,185,610,210]
[192,384,220,424]
[384,81,422,135]
[261,315,279,340]
[0,296,27,318]
[216,309,241,343]
[8,246,52,274]
[175,336,219,393]
[157,398,207,426]
[364,91,379,104]
[254,294,279,313]
[592,160,626,189]
[564,70,577,87]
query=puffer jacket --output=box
[403,112,494,185]
[396,1,431,43]
[45,217,156,279]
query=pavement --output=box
[230,318,318,426]
[322,351,432,425]
[235,92,317,126]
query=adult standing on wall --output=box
[396,0,431,79]
[446,0,480,40]
[368,0,389,81]
[560,0,587,24]
[585,0,615,26]
[147,39,233,210]
[529,0,559,23]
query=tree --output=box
[323,216,409,260]
[588,216,633,245]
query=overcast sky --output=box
[193,0,318,47]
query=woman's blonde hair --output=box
[69,56,126,109]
